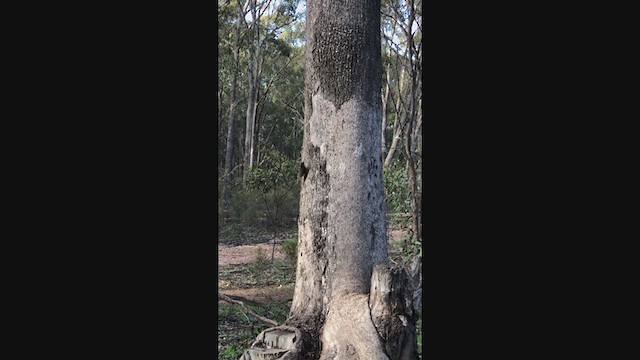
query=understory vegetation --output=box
[218,227,422,360]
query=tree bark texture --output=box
[240,1,418,359]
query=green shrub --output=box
[252,247,269,270]
[281,238,298,263]
[383,164,411,214]
[231,187,265,225]
[244,149,299,227]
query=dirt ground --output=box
[218,233,295,307]
[221,284,294,304]
[219,229,406,267]
[218,241,286,266]
[218,228,408,300]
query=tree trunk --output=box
[404,100,420,247]
[404,0,421,246]
[383,66,406,168]
[222,3,243,210]
[240,1,418,359]
[383,111,405,168]
[244,0,261,174]
[381,63,391,159]
[244,62,259,173]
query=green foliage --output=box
[252,247,269,271]
[267,302,290,324]
[218,304,232,318]
[244,149,298,193]
[224,222,244,240]
[242,148,300,229]
[228,186,266,224]
[280,238,298,263]
[384,163,411,214]
[218,304,249,324]
[221,345,240,359]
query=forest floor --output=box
[217,220,420,359]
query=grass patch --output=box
[219,260,296,290]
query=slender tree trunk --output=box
[218,84,224,127]
[383,67,406,168]
[404,99,420,247]
[244,66,259,173]
[240,1,418,359]
[383,111,404,168]
[254,105,263,165]
[404,0,421,246]
[381,64,391,159]
[222,4,243,210]
[244,0,261,174]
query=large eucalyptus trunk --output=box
[240,1,418,359]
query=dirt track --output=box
[218,228,407,305]
[218,241,286,266]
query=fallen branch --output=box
[221,293,262,307]
[219,292,279,327]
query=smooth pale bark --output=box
[383,66,406,168]
[240,1,418,359]
[381,64,391,158]
[244,57,259,172]
[244,0,262,173]
[383,111,404,168]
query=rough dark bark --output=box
[240,1,418,359]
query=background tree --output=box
[380,0,422,250]
[218,0,304,221]
[220,0,246,211]
[241,0,300,174]
[239,0,418,358]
